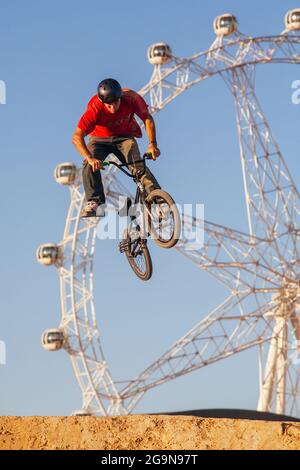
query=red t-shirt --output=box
[77,88,149,138]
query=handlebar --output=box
[102,152,154,178]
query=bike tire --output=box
[123,230,153,281]
[146,189,181,249]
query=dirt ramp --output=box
[0,415,300,450]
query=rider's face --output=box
[104,99,121,114]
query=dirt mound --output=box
[0,415,299,450]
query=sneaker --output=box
[145,184,161,196]
[81,200,105,218]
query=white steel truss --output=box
[50,24,300,416]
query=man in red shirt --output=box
[72,78,161,217]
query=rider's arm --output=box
[72,127,92,159]
[144,114,161,159]
[72,128,101,172]
[130,90,161,160]
[72,101,102,171]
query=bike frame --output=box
[103,154,153,240]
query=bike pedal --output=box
[119,240,129,253]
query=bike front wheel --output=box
[120,229,153,281]
[146,189,181,249]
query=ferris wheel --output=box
[37,10,300,417]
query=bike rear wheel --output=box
[120,229,153,281]
[146,189,181,249]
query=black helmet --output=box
[97,78,122,104]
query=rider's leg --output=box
[115,138,161,194]
[82,139,115,204]
[81,139,114,216]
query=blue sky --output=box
[1,0,300,415]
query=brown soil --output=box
[0,415,299,450]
